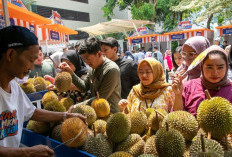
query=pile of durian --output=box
[26,80,232,157]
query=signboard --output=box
[223,28,232,35]
[151,37,156,42]
[196,32,202,36]
[50,31,60,40]
[171,34,185,40]
[137,27,149,35]
[52,11,63,25]
[132,38,142,44]
[10,0,28,10]
[30,25,35,34]
[178,21,192,30]
[0,16,15,29]
[0,16,5,29]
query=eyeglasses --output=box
[181,51,197,59]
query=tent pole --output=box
[132,23,140,36]
[46,40,48,56]
[2,0,10,26]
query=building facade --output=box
[32,0,130,39]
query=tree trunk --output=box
[180,12,183,21]
[207,14,213,29]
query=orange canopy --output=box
[126,34,159,40]
[216,25,232,29]
[0,1,52,25]
[164,28,213,35]
[39,24,78,35]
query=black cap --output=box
[101,37,118,48]
[0,26,38,52]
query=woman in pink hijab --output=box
[172,45,232,116]
[176,36,210,81]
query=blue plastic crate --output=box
[21,128,95,157]
[26,90,48,102]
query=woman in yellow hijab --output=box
[118,58,175,113]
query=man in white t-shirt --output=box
[0,26,86,156]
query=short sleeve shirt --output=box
[0,80,36,147]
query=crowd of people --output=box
[1,25,232,156]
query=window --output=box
[35,5,90,22]
[70,0,88,3]
[69,31,89,40]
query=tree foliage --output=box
[172,0,232,27]
[131,3,155,21]
[102,0,185,31]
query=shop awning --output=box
[39,24,78,35]
[216,25,232,36]
[77,19,154,36]
[164,28,213,41]
[0,1,52,25]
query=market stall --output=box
[0,1,78,53]
[164,28,214,46]
[126,33,170,53]
[216,24,232,44]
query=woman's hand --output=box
[58,62,74,75]
[46,84,57,91]
[118,99,129,112]
[172,74,183,95]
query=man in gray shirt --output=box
[60,37,121,113]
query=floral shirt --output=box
[127,86,175,113]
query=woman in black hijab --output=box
[61,50,88,78]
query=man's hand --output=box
[66,112,87,124]
[22,145,54,157]
[58,62,74,75]
[118,99,129,112]
[46,84,57,91]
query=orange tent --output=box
[216,25,232,36]
[0,1,52,25]
[39,24,78,35]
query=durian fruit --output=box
[72,104,97,127]
[106,112,131,143]
[42,91,59,107]
[60,97,74,111]
[155,123,185,157]
[148,109,167,132]
[109,152,133,157]
[162,111,198,141]
[222,136,232,157]
[197,96,232,140]
[27,78,34,84]
[84,132,113,157]
[138,154,156,157]
[20,82,36,94]
[92,119,107,134]
[26,120,50,134]
[116,134,145,157]
[55,72,72,92]
[129,106,147,135]
[52,124,62,142]
[44,101,66,112]
[33,76,47,92]
[45,80,52,87]
[190,135,224,157]
[91,92,110,118]
[61,117,87,148]
[144,135,158,155]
